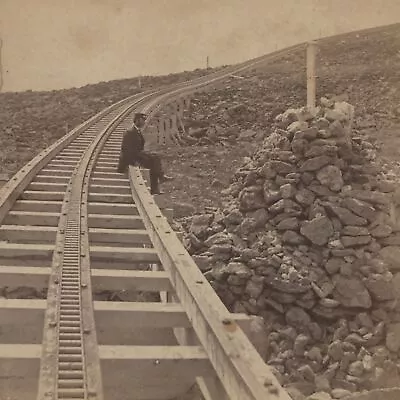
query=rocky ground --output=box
[179,99,400,399]
[158,24,400,218]
[1,23,400,400]
[0,67,217,179]
[153,24,400,399]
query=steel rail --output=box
[37,90,174,399]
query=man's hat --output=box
[134,112,147,119]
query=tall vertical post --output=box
[306,41,317,112]
[0,37,3,92]
[158,118,166,145]
[138,75,142,89]
[206,56,209,69]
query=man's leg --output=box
[147,152,173,182]
[136,153,161,194]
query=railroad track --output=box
[0,79,291,399]
[1,23,399,400]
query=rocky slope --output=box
[179,99,400,399]
[158,24,400,217]
[0,67,217,179]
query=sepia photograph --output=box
[0,1,400,399]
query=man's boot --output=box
[159,174,173,183]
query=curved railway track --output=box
[1,23,399,400]
[0,64,292,400]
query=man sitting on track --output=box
[117,112,173,194]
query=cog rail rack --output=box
[2,23,399,400]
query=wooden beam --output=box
[88,202,138,215]
[96,161,118,167]
[89,227,151,245]
[165,302,255,400]
[96,157,119,163]
[89,193,133,204]
[44,163,75,170]
[92,269,172,292]
[0,243,54,261]
[88,214,145,229]
[54,157,80,163]
[35,175,70,183]
[3,211,60,226]
[0,225,57,243]
[101,146,121,151]
[39,169,72,177]
[90,245,159,267]
[0,299,191,348]
[0,267,172,293]
[55,152,81,157]
[27,182,68,192]
[94,166,119,173]
[60,146,85,152]
[99,344,209,364]
[91,178,129,186]
[72,139,92,143]
[13,200,62,213]
[103,143,122,147]
[0,266,50,287]
[95,302,190,329]
[20,190,65,201]
[58,151,84,156]
[197,375,230,400]
[0,344,41,359]
[90,184,131,195]
[306,41,317,112]
[128,167,290,400]
[98,150,120,155]
[101,345,212,400]
[91,171,125,179]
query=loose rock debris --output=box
[180,99,400,399]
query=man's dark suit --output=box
[117,125,164,194]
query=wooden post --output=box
[0,37,3,92]
[184,96,191,110]
[177,114,187,137]
[157,117,164,145]
[306,41,317,112]
[206,56,209,69]
[179,98,185,117]
[138,75,142,89]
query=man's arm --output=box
[123,128,144,158]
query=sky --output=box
[0,0,399,92]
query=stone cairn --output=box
[181,99,400,399]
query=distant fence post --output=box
[0,37,3,92]
[306,41,317,111]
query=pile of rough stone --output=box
[181,99,400,399]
